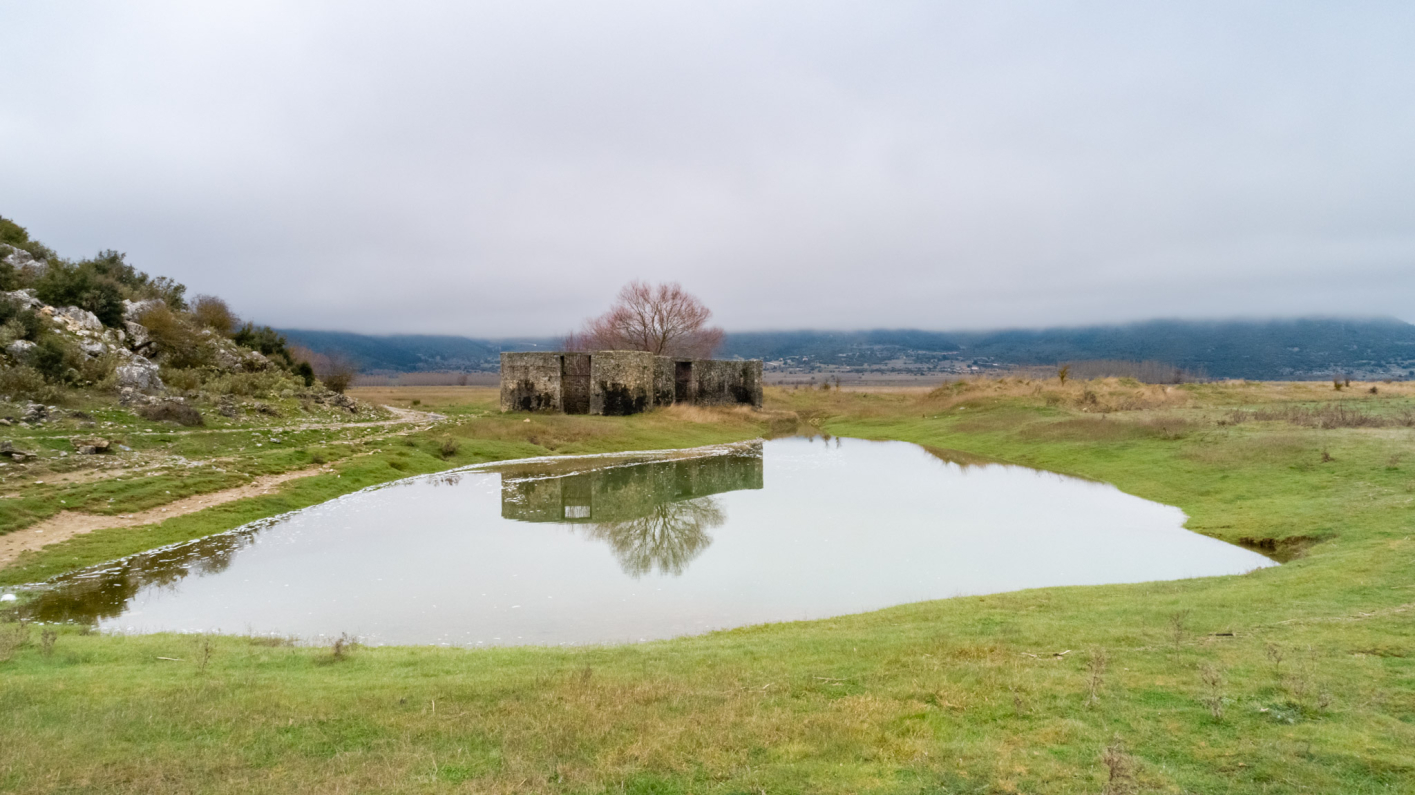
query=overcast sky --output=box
[2,2,1413,336]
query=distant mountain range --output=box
[278,317,1415,381]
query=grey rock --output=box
[21,403,48,423]
[56,306,103,332]
[2,289,42,310]
[124,320,154,354]
[115,354,164,391]
[213,344,246,372]
[6,339,36,360]
[122,298,165,322]
[79,339,108,358]
[1,246,44,275]
[70,436,112,455]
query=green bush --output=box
[201,369,303,397]
[233,323,296,369]
[294,360,315,387]
[0,215,57,263]
[0,364,61,402]
[31,336,77,382]
[80,250,186,309]
[34,261,125,327]
[0,298,43,342]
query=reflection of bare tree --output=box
[582,497,723,577]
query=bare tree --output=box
[290,344,358,393]
[566,281,724,358]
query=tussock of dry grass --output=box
[924,376,1193,413]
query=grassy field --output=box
[2,379,1414,793]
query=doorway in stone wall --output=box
[674,361,693,404]
[561,354,591,414]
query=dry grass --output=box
[923,376,1193,413]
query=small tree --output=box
[566,281,724,358]
[191,295,239,335]
[318,353,358,394]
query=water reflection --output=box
[499,446,761,576]
[21,519,264,624]
[14,438,1276,646]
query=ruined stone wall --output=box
[499,352,563,412]
[692,359,763,408]
[653,357,676,408]
[589,351,657,415]
[501,351,763,414]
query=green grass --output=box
[2,382,1414,793]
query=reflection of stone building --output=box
[499,350,763,415]
[500,445,764,525]
[500,446,764,576]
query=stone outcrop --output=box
[115,354,163,391]
[6,339,35,360]
[1,245,45,276]
[70,436,112,455]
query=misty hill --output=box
[277,330,554,374]
[723,318,1415,380]
[280,318,1415,381]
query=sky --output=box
[2,1,1413,337]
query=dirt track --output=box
[0,466,332,569]
[0,405,448,570]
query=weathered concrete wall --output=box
[590,350,657,416]
[500,352,562,412]
[653,357,676,408]
[501,351,762,413]
[693,359,763,408]
[561,353,592,414]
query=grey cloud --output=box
[2,1,1412,335]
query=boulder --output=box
[79,339,108,358]
[124,320,154,354]
[21,403,49,424]
[115,354,164,391]
[213,344,247,373]
[1,246,44,274]
[6,339,36,360]
[2,289,42,310]
[0,441,34,463]
[56,306,103,332]
[122,298,165,322]
[70,437,112,455]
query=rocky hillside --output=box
[0,215,381,433]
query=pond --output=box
[17,437,1274,646]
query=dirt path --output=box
[0,466,332,568]
[16,405,447,441]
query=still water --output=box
[19,438,1273,646]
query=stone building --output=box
[500,350,762,415]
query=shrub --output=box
[0,298,42,343]
[233,323,296,368]
[79,250,186,308]
[0,364,61,402]
[137,306,213,369]
[35,261,125,327]
[439,438,459,459]
[294,360,315,387]
[32,335,78,382]
[322,369,354,394]
[202,369,302,397]
[0,215,57,262]
[191,294,238,335]
[137,400,204,426]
